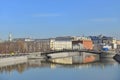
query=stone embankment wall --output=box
[0,56,27,67]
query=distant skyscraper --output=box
[9,33,12,41]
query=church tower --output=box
[8,33,12,42]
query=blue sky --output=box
[0,0,120,39]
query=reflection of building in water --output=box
[0,63,27,74]
[50,64,56,69]
[48,52,100,64]
[27,59,50,68]
[50,57,73,64]
[49,59,118,69]
[0,58,118,74]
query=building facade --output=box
[50,37,73,51]
[72,40,93,50]
[90,35,117,51]
[50,36,92,51]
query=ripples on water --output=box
[0,59,120,80]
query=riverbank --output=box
[0,56,27,67]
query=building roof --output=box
[89,35,113,40]
[13,38,34,42]
[55,36,74,41]
[34,39,50,42]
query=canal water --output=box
[0,58,120,80]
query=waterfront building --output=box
[89,35,103,44]
[72,41,84,50]
[50,37,73,51]
[72,40,93,50]
[90,35,117,50]
[50,36,93,51]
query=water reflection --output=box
[0,62,27,74]
[47,52,100,64]
[0,58,119,74]
[48,55,99,64]
[49,58,119,69]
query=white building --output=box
[72,43,84,50]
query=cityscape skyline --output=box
[0,0,120,39]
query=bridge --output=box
[41,50,102,55]
[27,50,116,59]
[40,50,102,59]
[42,50,116,59]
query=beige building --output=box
[50,36,92,51]
[50,39,72,51]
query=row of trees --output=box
[0,41,51,54]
